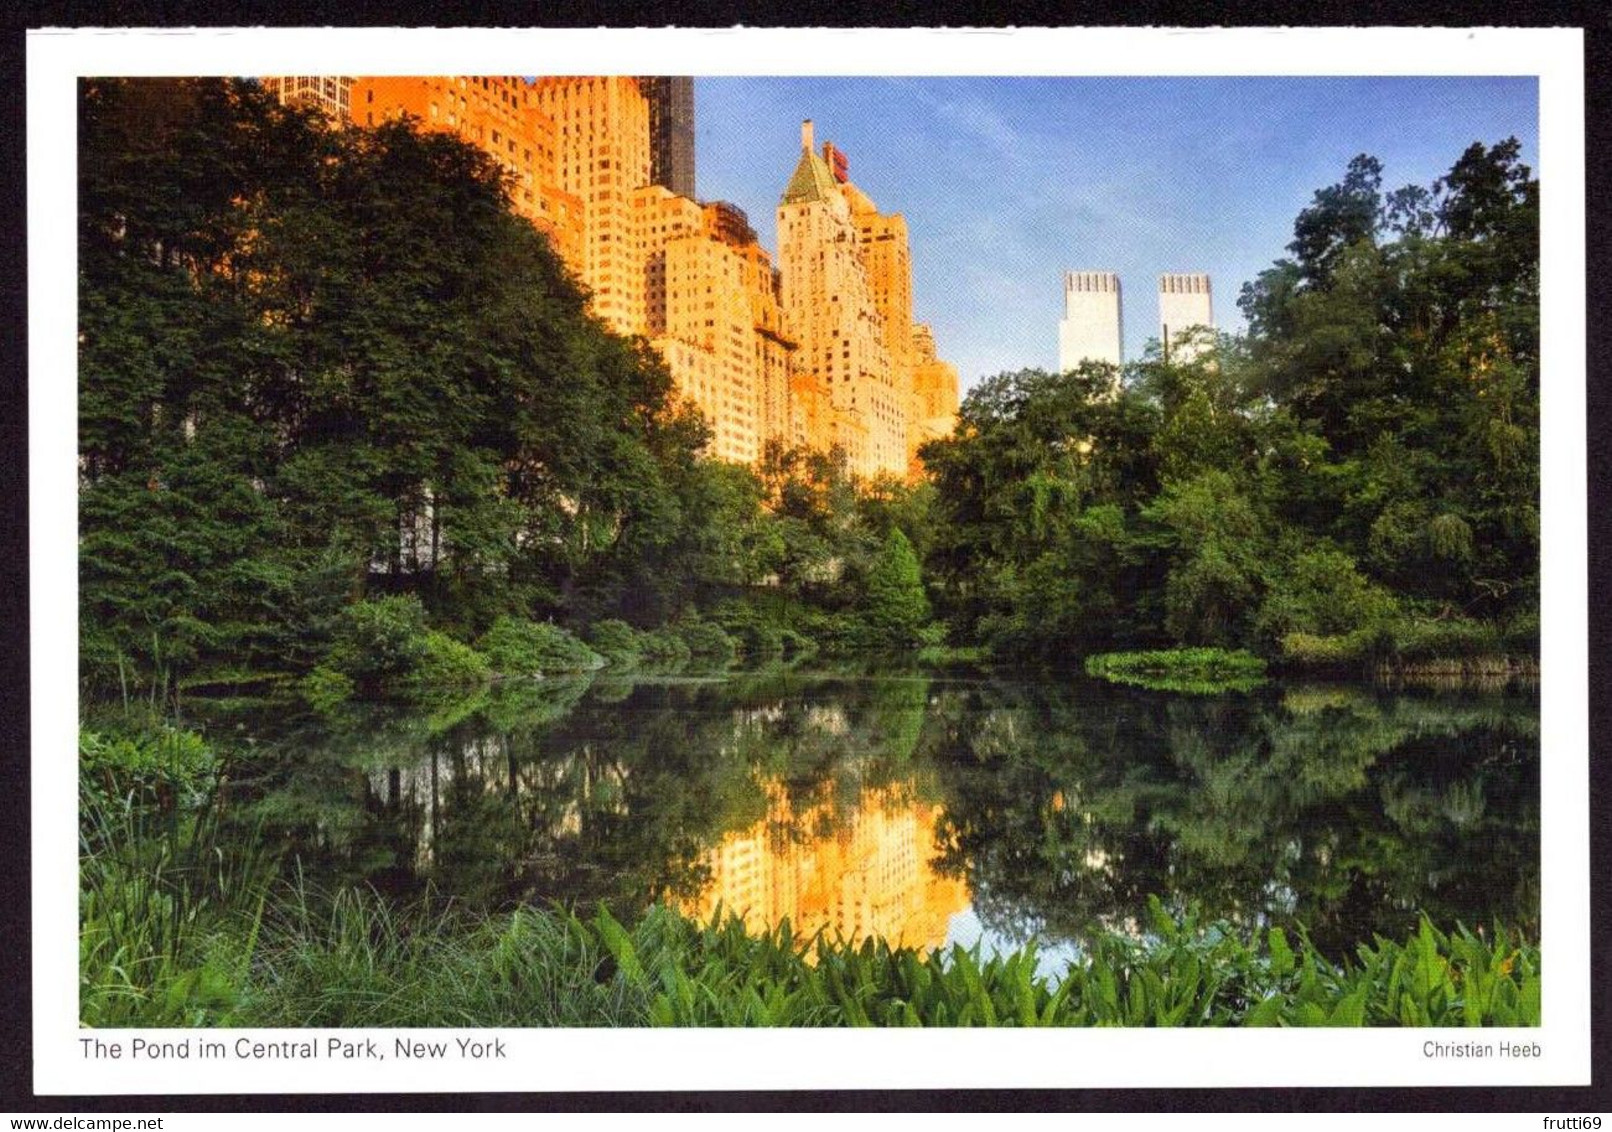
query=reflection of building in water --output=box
[370,741,629,871]
[676,780,967,952]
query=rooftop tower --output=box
[637,76,696,198]
[1158,273,1214,363]
[1058,270,1124,372]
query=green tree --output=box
[861,528,931,647]
[78,77,727,690]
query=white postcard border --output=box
[28,25,1588,1094]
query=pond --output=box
[197,665,1539,975]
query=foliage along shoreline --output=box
[79,78,1538,713]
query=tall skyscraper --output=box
[532,77,653,336]
[778,120,903,478]
[845,179,914,373]
[635,188,795,464]
[1158,273,1214,363]
[1058,271,1124,372]
[638,76,696,198]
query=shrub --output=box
[1256,546,1400,643]
[586,619,644,668]
[728,619,785,663]
[1390,618,1503,661]
[1279,629,1377,670]
[324,595,431,691]
[677,621,736,666]
[479,617,603,676]
[704,601,793,665]
[79,725,220,810]
[916,644,990,665]
[1502,611,1539,655]
[637,627,692,667]
[1280,619,1513,674]
[1085,648,1267,693]
[810,612,864,656]
[777,628,819,663]
[407,630,491,690]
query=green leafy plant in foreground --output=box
[225,894,1538,1028]
[80,778,275,1026]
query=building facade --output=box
[774,121,959,480]
[1058,270,1124,372]
[532,77,654,337]
[833,136,959,477]
[1158,272,1214,363]
[260,75,353,121]
[638,76,696,198]
[346,76,585,273]
[907,323,960,474]
[264,77,958,478]
[778,121,907,479]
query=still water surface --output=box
[204,666,1538,972]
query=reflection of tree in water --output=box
[201,670,1532,958]
[214,669,940,924]
[926,679,1538,957]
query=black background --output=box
[1,0,1606,1114]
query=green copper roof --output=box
[780,146,839,205]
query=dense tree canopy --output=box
[79,78,721,688]
[921,140,1538,662]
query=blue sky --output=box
[693,77,1538,392]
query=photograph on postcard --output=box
[32,25,1589,1093]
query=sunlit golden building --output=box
[726,224,799,450]
[907,323,960,474]
[630,187,796,464]
[532,76,654,336]
[778,121,904,479]
[260,75,353,121]
[844,173,915,374]
[779,123,958,480]
[263,75,586,273]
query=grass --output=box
[80,785,276,1027]
[1084,648,1268,694]
[916,644,990,666]
[1278,616,1538,680]
[85,841,1540,1028]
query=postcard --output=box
[24,24,1590,1098]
